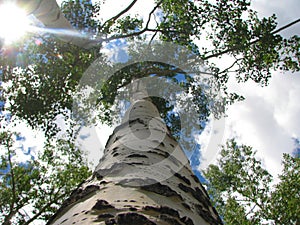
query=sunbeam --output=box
[0,2,31,44]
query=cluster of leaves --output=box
[269,154,300,224]
[1,49,100,137]
[1,0,299,137]
[62,0,100,35]
[159,0,299,86]
[0,131,91,225]
[203,139,300,224]
[1,39,100,137]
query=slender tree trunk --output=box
[47,81,222,225]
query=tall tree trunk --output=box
[47,81,222,225]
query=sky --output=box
[74,0,300,180]
[4,0,299,180]
[213,0,300,179]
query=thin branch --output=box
[3,135,17,225]
[23,192,67,225]
[149,9,169,46]
[18,209,31,223]
[104,28,149,42]
[101,0,138,29]
[102,0,163,42]
[218,57,242,74]
[272,17,300,35]
[148,29,159,45]
[102,28,165,42]
[245,204,257,217]
[203,18,300,60]
[235,187,265,211]
[145,0,163,29]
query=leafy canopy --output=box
[203,139,300,224]
[1,0,299,136]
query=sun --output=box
[0,2,31,44]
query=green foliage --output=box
[159,0,204,48]
[0,131,92,224]
[159,0,299,85]
[203,139,300,224]
[0,0,103,137]
[270,154,300,224]
[1,0,299,136]
[0,0,299,224]
[115,16,143,35]
[62,0,100,34]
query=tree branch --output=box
[23,192,67,225]
[218,57,242,74]
[272,18,300,35]
[148,9,167,46]
[203,18,300,60]
[102,0,163,42]
[245,204,257,217]
[101,0,138,29]
[3,135,17,225]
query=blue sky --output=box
[76,0,300,180]
[2,0,299,182]
[49,0,300,183]
[217,0,300,179]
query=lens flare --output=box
[0,3,31,44]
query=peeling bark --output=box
[47,94,222,225]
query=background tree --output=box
[0,130,91,225]
[203,139,300,224]
[269,154,300,224]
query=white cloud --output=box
[218,72,300,178]
[198,0,300,179]
[252,0,300,24]
[252,0,300,39]
[77,124,114,168]
[55,0,299,180]
[198,73,300,181]
[197,115,226,169]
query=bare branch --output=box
[272,18,300,35]
[101,0,138,29]
[245,204,257,217]
[218,58,242,74]
[102,0,163,43]
[148,9,166,46]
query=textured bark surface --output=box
[47,97,222,225]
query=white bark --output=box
[15,1,222,224]
[47,87,222,224]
